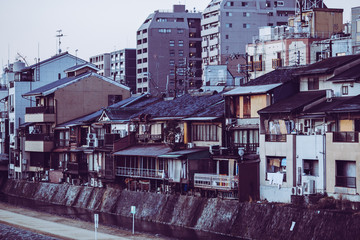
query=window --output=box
[342,85,349,95]
[137,69,142,73]
[243,12,250,17]
[169,60,175,66]
[178,40,184,47]
[137,31,141,35]
[226,1,234,6]
[137,88,142,93]
[179,50,184,56]
[143,77,147,82]
[137,78,142,83]
[308,77,319,90]
[176,18,184,22]
[169,40,175,47]
[137,39,142,45]
[170,49,175,56]
[226,12,232,17]
[137,59,142,64]
[225,34,229,39]
[143,87,148,92]
[243,23,250,28]
[242,1,248,6]
[143,29,147,34]
[108,95,122,106]
[177,29,184,34]
[303,159,319,176]
[336,160,356,188]
[192,124,218,141]
[143,58,148,63]
[267,157,287,182]
[143,48,148,53]
[10,122,14,134]
[276,1,284,6]
[143,38,147,43]
[159,28,171,33]
[266,1,271,7]
[143,67,147,72]
[243,95,251,118]
[226,23,232,28]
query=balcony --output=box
[25,133,54,152]
[232,143,259,154]
[136,134,163,142]
[336,176,356,188]
[333,132,359,143]
[104,133,121,145]
[25,106,55,123]
[194,173,238,190]
[272,58,282,69]
[55,139,70,148]
[116,167,164,179]
[254,61,264,71]
[265,134,287,142]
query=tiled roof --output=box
[23,72,130,97]
[244,66,302,86]
[130,93,224,119]
[64,63,98,72]
[25,52,84,69]
[22,72,90,96]
[295,55,360,76]
[56,109,103,128]
[223,83,282,96]
[258,90,326,114]
[327,64,360,82]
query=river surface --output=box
[0,193,243,240]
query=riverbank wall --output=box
[2,179,360,240]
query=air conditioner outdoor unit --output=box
[87,133,98,148]
[129,124,136,132]
[304,180,316,194]
[209,145,220,155]
[187,143,196,148]
[297,186,303,195]
[90,178,95,187]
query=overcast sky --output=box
[0,0,359,72]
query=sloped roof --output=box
[131,93,224,119]
[258,90,326,114]
[23,72,130,97]
[55,109,103,128]
[244,67,303,86]
[223,83,282,96]
[64,63,99,72]
[295,55,360,76]
[327,64,360,82]
[113,144,172,157]
[25,52,84,70]
[186,100,224,118]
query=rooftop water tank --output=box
[13,61,25,72]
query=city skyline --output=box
[0,0,358,73]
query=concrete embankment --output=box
[2,179,360,240]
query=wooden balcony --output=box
[232,143,259,154]
[115,167,164,179]
[194,174,238,190]
[25,106,55,123]
[272,58,282,69]
[254,61,264,71]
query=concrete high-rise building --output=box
[351,6,360,54]
[136,5,202,96]
[201,0,296,67]
[90,49,136,93]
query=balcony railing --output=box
[116,167,164,179]
[26,106,55,114]
[136,134,163,141]
[194,173,238,190]
[254,61,263,71]
[232,143,259,154]
[104,133,121,145]
[265,134,287,142]
[272,58,282,69]
[26,133,54,141]
[336,176,356,188]
[333,132,359,143]
[55,139,70,147]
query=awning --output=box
[113,144,172,157]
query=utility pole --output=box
[174,65,177,98]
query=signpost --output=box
[94,213,99,240]
[131,206,136,234]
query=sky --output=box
[0,0,359,72]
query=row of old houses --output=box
[4,52,360,203]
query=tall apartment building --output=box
[90,49,136,93]
[136,5,202,96]
[201,0,296,67]
[352,6,360,54]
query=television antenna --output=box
[56,30,67,55]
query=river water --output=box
[0,193,243,240]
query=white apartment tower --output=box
[136,5,202,96]
[201,0,296,66]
